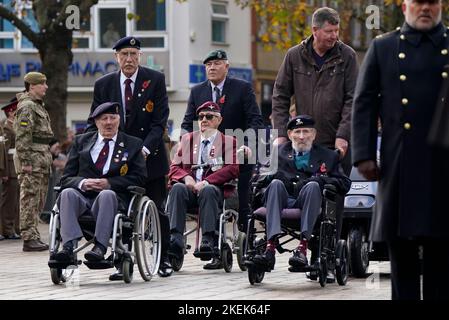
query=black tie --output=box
[124,78,133,115]
[201,140,210,164]
[214,87,221,103]
[95,138,112,172]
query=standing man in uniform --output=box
[88,36,172,278]
[0,97,20,240]
[271,7,358,176]
[352,0,449,300]
[14,72,53,252]
[181,49,264,269]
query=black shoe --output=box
[109,267,123,281]
[199,235,214,253]
[54,247,75,263]
[84,244,106,261]
[4,233,21,240]
[158,257,173,277]
[289,250,308,268]
[203,257,223,270]
[253,250,276,269]
[0,235,4,241]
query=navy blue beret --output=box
[203,49,228,64]
[90,102,120,119]
[112,36,141,51]
[287,115,315,130]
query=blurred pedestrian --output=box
[0,97,20,240]
[352,0,449,300]
[14,72,53,252]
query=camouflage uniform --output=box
[14,92,53,241]
[0,118,20,236]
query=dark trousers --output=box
[388,238,449,300]
[0,178,20,236]
[144,176,169,259]
[237,164,253,230]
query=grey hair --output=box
[312,7,340,28]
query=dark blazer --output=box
[168,131,239,198]
[181,76,264,136]
[352,23,449,241]
[60,131,147,208]
[87,66,169,180]
[269,142,350,195]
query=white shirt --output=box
[120,70,138,121]
[196,132,218,182]
[211,79,225,103]
[78,133,118,190]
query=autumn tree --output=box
[0,0,98,140]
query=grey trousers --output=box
[264,179,322,240]
[167,183,223,235]
[58,188,118,248]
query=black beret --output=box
[90,102,120,119]
[196,101,221,115]
[1,96,18,113]
[203,49,228,64]
[112,36,141,51]
[287,115,315,130]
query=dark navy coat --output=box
[87,66,169,180]
[352,23,449,241]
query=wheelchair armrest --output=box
[53,186,61,193]
[324,184,337,193]
[323,184,337,201]
[127,186,146,195]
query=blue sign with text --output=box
[189,64,252,84]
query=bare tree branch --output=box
[0,4,41,47]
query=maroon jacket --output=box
[168,131,239,198]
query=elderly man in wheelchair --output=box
[247,115,350,285]
[48,102,157,283]
[166,101,239,270]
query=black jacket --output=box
[352,23,449,241]
[87,66,169,180]
[60,131,147,208]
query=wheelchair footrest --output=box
[83,260,114,269]
[193,249,217,261]
[48,260,81,269]
[288,264,316,273]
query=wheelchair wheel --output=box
[134,197,161,281]
[348,226,369,277]
[50,267,75,285]
[170,253,184,272]
[318,257,327,287]
[248,267,265,285]
[122,258,134,284]
[222,243,233,273]
[236,232,247,271]
[335,239,349,286]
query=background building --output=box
[0,0,252,139]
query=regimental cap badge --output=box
[130,38,136,46]
[287,114,315,130]
[296,118,303,126]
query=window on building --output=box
[99,8,126,48]
[135,0,166,31]
[72,16,92,50]
[211,2,228,44]
[0,0,15,49]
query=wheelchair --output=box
[47,186,161,284]
[243,169,349,287]
[167,180,247,273]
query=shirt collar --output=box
[97,132,117,144]
[200,131,218,145]
[120,69,138,85]
[211,78,226,91]
[400,22,446,47]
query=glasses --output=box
[198,114,217,121]
[117,51,140,59]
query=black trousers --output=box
[237,164,253,231]
[388,238,449,300]
[144,176,169,259]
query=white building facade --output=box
[0,0,252,137]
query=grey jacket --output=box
[272,36,358,147]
